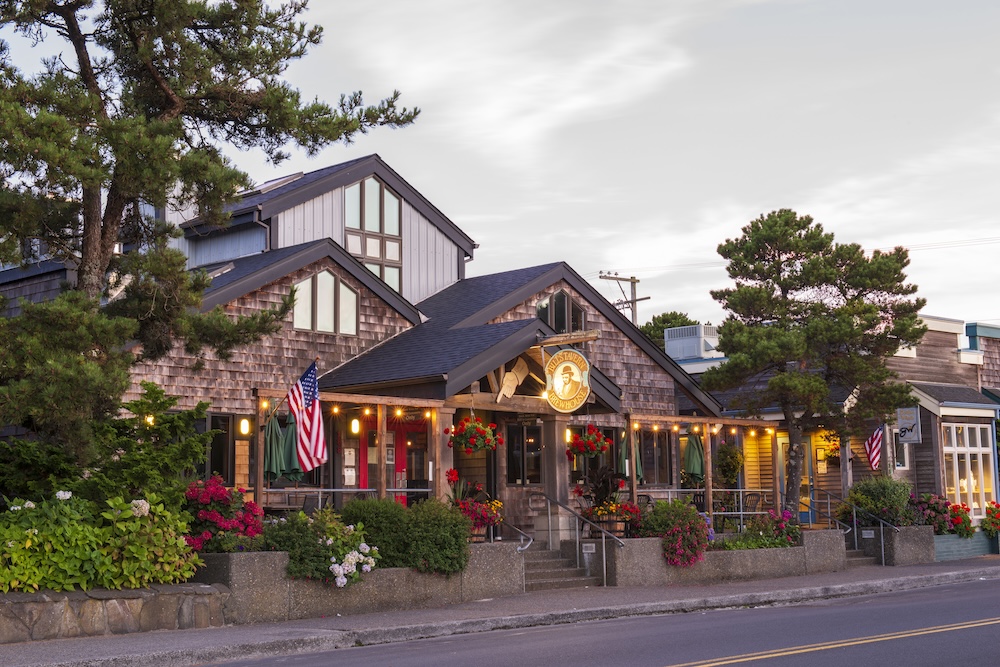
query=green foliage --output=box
[0,492,198,593]
[837,475,915,527]
[715,441,744,489]
[948,502,974,538]
[0,438,78,502]
[69,383,214,509]
[639,311,699,351]
[911,493,952,535]
[340,498,411,568]
[405,500,471,575]
[980,501,1000,539]
[634,499,709,567]
[714,508,800,550]
[260,509,378,587]
[0,293,135,465]
[701,209,927,512]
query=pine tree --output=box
[700,209,926,514]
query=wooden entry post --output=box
[430,407,456,501]
[703,423,713,521]
[376,404,387,499]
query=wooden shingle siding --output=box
[126,258,414,414]
[494,281,677,426]
[886,329,978,386]
[188,226,267,268]
[402,202,460,304]
[0,272,68,316]
[274,189,344,249]
[979,337,1000,388]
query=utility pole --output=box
[599,272,650,325]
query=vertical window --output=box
[506,424,542,485]
[536,289,585,334]
[292,271,359,335]
[892,430,909,470]
[207,415,235,485]
[339,283,358,336]
[343,177,403,292]
[943,423,994,517]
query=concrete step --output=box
[525,576,604,592]
[846,549,879,567]
[524,566,589,582]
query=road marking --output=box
[666,617,1000,666]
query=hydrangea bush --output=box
[182,475,263,551]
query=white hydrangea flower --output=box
[335,575,348,588]
[345,525,355,533]
[130,499,150,517]
[23,501,35,509]
[56,490,73,500]
[329,563,344,577]
[359,543,370,554]
[10,506,21,512]
[362,564,371,573]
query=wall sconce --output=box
[351,418,360,434]
[750,430,757,437]
[238,417,252,436]
[260,399,269,411]
[363,407,371,416]
[816,447,827,462]
[332,405,340,415]
[632,422,640,430]
[395,407,403,417]
[565,428,572,444]
[672,424,680,432]
[424,410,431,419]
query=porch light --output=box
[692,425,699,432]
[633,422,640,430]
[652,425,659,432]
[395,408,403,417]
[766,428,773,434]
[711,425,719,434]
[238,418,252,436]
[144,415,155,426]
[332,406,340,415]
[730,427,737,435]
[750,430,757,437]
[424,410,431,419]
[351,418,360,434]
[364,407,371,416]
[260,399,269,410]
[565,428,572,443]
[672,425,680,432]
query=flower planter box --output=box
[934,531,998,561]
[855,525,934,566]
[191,542,524,623]
[597,529,846,586]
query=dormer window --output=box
[537,290,585,334]
[293,271,358,335]
[345,177,402,292]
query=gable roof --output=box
[182,154,477,259]
[320,261,721,416]
[198,238,421,325]
[910,382,1000,413]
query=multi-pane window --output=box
[943,423,995,517]
[537,290,585,334]
[292,271,359,335]
[345,177,402,292]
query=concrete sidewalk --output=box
[4,556,1000,667]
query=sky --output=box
[9,1,1000,328]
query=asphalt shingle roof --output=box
[912,382,1000,407]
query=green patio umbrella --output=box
[281,414,304,482]
[618,431,644,481]
[683,433,705,485]
[263,417,286,482]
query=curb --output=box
[40,567,1000,667]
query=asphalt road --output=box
[205,578,1000,667]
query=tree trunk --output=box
[783,414,805,518]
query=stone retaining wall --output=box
[0,584,227,645]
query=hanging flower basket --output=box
[445,416,503,454]
[566,424,612,459]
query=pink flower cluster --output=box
[183,475,263,551]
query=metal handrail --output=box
[528,492,624,587]
[786,488,900,565]
[491,520,534,553]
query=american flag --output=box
[863,425,883,471]
[287,362,326,472]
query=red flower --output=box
[446,468,460,484]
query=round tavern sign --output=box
[545,349,591,413]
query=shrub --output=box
[911,493,952,535]
[948,503,974,538]
[260,509,378,587]
[837,476,915,527]
[981,501,1000,539]
[714,508,800,550]
[341,497,410,568]
[405,499,470,574]
[0,491,198,593]
[182,475,263,552]
[635,499,709,567]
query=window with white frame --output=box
[942,423,995,518]
[344,177,402,292]
[892,430,909,470]
[292,271,359,335]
